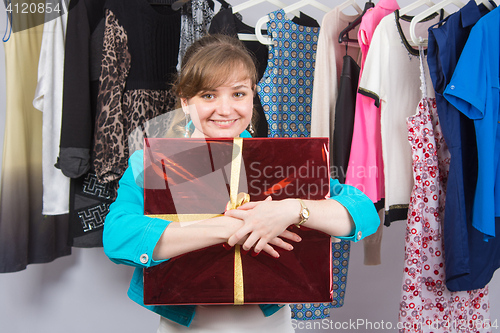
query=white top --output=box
[310,6,361,145]
[358,11,438,221]
[33,3,70,215]
[157,305,294,332]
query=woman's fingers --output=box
[241,232,262,252]
[279,229,302,242]
[225,198,301,257]
[252,237,295,258]
[227,231,243,247]
[265,237,294,252]
[224,208,247,219]
[236,196,272,210]
[227,223,253,247]
[233,201,258,210]
[261,244,279,258]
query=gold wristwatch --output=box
[296,198,310,228]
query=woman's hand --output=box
[224,197,302,258]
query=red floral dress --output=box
[399,53,490,333]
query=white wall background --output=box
[0,1,498,332]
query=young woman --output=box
[103,34,380,332]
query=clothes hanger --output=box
[217,0,231,9]
[2,0,12,42]
[409,0,465,45]
[232,0,300,42]
[409,0,494,45]
[399,0,437,16]
[232,0,299,16]
[475,0,494,10]
[255,0,332,45]
[336,0,363,15]
[338,0,375,44]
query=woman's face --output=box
[181,77,254,139]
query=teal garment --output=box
[103,147,379,327]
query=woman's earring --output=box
[247,123,255,135]
[184,114,191,138]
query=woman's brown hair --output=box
[173,34,259,101]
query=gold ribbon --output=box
[148,138,247,304]
[229,137,245,305]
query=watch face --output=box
[302,208,310,219]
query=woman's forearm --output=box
[152,216,244,261]
[294,199,355,237]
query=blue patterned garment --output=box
[289,240,351,320]
[257,9,319,137]
[257,9,350,321]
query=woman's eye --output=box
[201,94,214,100]
[234,92,246,98]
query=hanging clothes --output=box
[92,0,181,184]
[32,0,70,215]
[177,0,215,71]
[310,6,361,164]
[444,6,500,241]
[58,0,114,248]
[257,9,319,138]
[399,46,490,333]
[345,0,399,266]
[357,10,441,225]
[255,8,352,320]
[0,9,71,273]
[58,0,106,180]
[331,55,360,184]
[427,0,500,293]
[209,8,319,137]
[346,0,399,205]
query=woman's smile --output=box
[210,119,239,127]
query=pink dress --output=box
[399,51,490,333]
[345,0,399,203]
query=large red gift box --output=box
[143,137,332,305]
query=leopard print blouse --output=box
[93,8,178,183]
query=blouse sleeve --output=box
[328,178,380,242]
[57,0,95,178]
[357,20,386,108]
[443,23,488,120]
[93,8,132,183]
[103,150,171,268]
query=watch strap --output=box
[296,198,309,228]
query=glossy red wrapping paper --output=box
[143,137,332,305]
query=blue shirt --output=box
[427,0,500,291]
[444,6,500,241]
[103,148,379,327]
